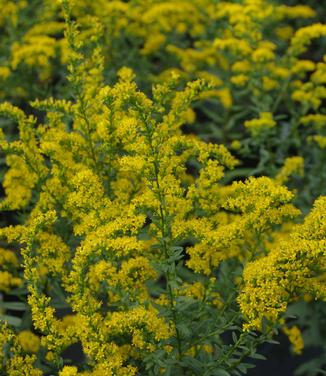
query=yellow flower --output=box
[252,47,275,63]
[231,74,249,86]
[0,66,10,80]
[309,135,326,148]
[290,23,326,55]
[17,331,40,354]
[275,26,293,40]
[291,60,316,75]
[59,366,78,376]
[275,156,304,184]
[141,33,166,55]
[282,326,304,355]
[244,112,276,136]
[0,271,21,293]
[230,140,241,150]
[262,76,279,91]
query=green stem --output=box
[141,113,184,364]
[153,154,183,363]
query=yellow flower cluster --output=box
[239,196,326,331]
[0,248,21,292]
[275,156,304,185]
[244,112,276,136]
[282,325,304,355]
[17,330,40,353]
[290,24,326,55]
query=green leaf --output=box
[214,369,231,376]
[237,363,248,373]
[266,339,280,345]
[0,314,22,327]
[0,302,27,311]
[250,353,266,360]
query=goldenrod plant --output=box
[0,0,325,375]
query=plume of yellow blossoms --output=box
[239,196,326,331]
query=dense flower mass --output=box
[0,0,325,375]
[239,196,326,331]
